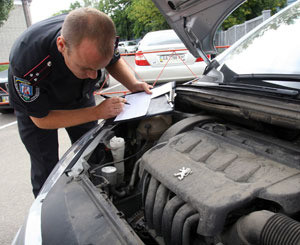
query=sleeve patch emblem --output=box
[14,76,40,102]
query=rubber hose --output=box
[144,176,159,229]
[182,213,199,245]
[141,172,151,207]
[261,213,300,245]
[153,184,169,235]
[162,196,185,245]
[171,203,197,245]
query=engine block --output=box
[140,123,300,239]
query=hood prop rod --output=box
[185,28,220,75]
[183,17,219,74]
[183,18,211,65]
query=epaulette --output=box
[23,55,52,85]
[13,55,52,103]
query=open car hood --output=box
[152,0,246,63]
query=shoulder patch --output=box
[14,76,40,102]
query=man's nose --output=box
[87,70,98,79]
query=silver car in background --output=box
[118,40,138,54]
[135,29,207,84]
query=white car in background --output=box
[134,29,208,84]
[118,40,138,54]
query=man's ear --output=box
[56,35,66,53]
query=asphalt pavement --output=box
[0,56,135,244]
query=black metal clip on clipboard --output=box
[147,82,176,117]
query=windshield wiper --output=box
[234,74,300,82]
[188,83,299,97]
[222,84,299,96]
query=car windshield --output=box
[217,2,300,87]
[142,31,183,46]
[127,41,136,46]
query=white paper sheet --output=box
[151,82,173,99]
[114,92,151,122]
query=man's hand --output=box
[131,81,153,94]
[30,96,127,129]
[95,97,127,119]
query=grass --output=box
[0,65,9,72]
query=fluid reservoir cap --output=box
[101,166,117,174]
[109,136,125,150]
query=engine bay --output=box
[79,97,300,245]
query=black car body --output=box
[13,1,300,244]
[0,69,13,113]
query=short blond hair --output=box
[61,7,116,58]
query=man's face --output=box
[57,37,112,80]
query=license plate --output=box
[159,54,186,64]
[1,95,9,103]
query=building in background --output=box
[0,0,32,63]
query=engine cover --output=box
[140,122,300,237]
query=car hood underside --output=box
[152,0,246,58]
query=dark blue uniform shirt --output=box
[8,14,120,118]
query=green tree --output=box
[0,64,9,72]
[53,0,98,15]
[53,1,82,15]
[97,0,134,40]
[127,0,169,38]
[53,0,134,39]
[0,0,13,27]
[222,0,286,30]
[52,0,168,39]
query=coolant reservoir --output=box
[109,136,125,185]
[137,115,172,140]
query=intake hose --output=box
[261,213,300,245]
[223,210,300,245]
[110,186,126,198]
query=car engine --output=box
[140,119,300,244]
[86,89,300,245]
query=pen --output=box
[100,94,130,105]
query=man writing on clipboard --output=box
[8,7,152,197]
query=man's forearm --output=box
[107,58,152,94]
[106,58,138,91]
[30,107,98,129]
[30,96,127,129]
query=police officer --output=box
[8,7,152,197]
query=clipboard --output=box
[112,81,175,123]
